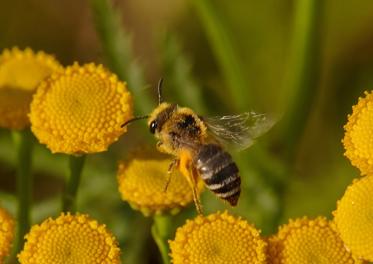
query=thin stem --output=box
[151,215,171,264]
[62,155,86,213]
[89,0,153,114]
[125,216,152,264]
[280,0,324,160]
[270,0,324,229]
[9,130,33,262]
[191,0,250,111]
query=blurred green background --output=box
[1,0,373,263]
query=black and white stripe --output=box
[194,144,241,206]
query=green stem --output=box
[267,0,324,230]
[151,215,171,264]
[125,216,152,264]
[280,0,324,160]
[89,0,153,114]
[10,130,33,262]
[62,155,86,213]
[191,0,250,110]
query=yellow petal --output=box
[30,62,133,154]
[18,212,121,264]
[0,207,15,263]
[333,175,373,262]
[343,91,373,175]
[0,47,62,130]
[117,148,203,216]
[267,216,361,264]
[169,211,267,264]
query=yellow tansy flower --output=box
[117,149,203,216]
[333,175,373,262]
[267,216,360,264]
[0,207,15,263]
[169,211,267,264]
[30,62,133,154]
[343,91,373,175]
[0,47,61,129]
[18,213,120,264]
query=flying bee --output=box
[122,79,275,214]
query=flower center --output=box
[351,105,373,159]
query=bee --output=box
[122,79,274,214]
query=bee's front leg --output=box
[168,158,179,174]
[164,159,179,192]
[156,141,168,154]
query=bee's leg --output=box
[190,167,203,215]
[179,150,203,215]
[164,159,179,192]
[156,141,168,154]
[168,158,179,174]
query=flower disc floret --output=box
[267,216,360,264]
[343,91,373,175]
[0,47,61,129]
[333,176,373,261]
[18,213,120,264]
[0,207,15,263]
[117,150,203,216]
[30,62,133,154]
[169,211,267,264]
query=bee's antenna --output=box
[157,78,164,105]
[121,115,149,128]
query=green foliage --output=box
[90,0,153,114]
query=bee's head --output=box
[147,103,177,134]
[121,78,176,134]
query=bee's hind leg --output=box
[179,150,203,215]
[164,159,179,192]
[163,158,203,216]
[190,167,203,215]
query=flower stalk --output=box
[62,155,86,212]
[151,215,172,264]
[280,0,324,159]
[10,129,33,261]
[89,0,153,114]
[191,0,249,111]
[266,0,324,233]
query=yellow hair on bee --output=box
[148,102,172,126]
[177,107,208,137]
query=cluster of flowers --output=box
[0,47,372,263]
[0,47,131,263]
[117,123,373,264]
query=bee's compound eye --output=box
[150,120,157,134]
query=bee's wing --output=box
[202,111,276,151]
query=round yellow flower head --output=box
[0,47,61,129]
[117,149,203,216]
[343,91,373,175]
[0,207,15,263]
[333,175,373,262]
[18,212,121,264]
[267,216,361,264]
[30,62,133,154]
[169,211,267,264]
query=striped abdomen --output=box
[194,144,241,206]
